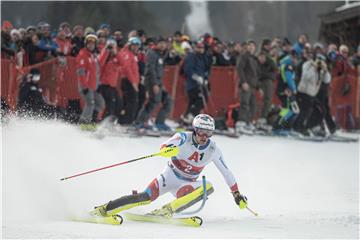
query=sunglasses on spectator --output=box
[195,129,213,138]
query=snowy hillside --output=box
[2,119,359,238]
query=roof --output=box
[319,3,360,24]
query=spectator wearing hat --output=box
[135,30,148,119]
[294,42,314,84]
[227,41,237,65]
[257,39,277,126]
[272,50,299,131]
[1,20,15,58]
[10,29,25,67]
[38,23,58,59]
[294,53,331,136]
[333,44,351,77]
[180,41,209,125]
[117,37,141,125]
[76,34,105,125]
[59,22,72,38]
[17,68,56,118]
[172,30,185,57]
[326,43,338,69]
[165,38,182,65]
[71,25,84,56]
[24,33,47,65]
[84,26,95,36]
[18,28,26,40]
[99,23,111,38]
[55,27,72,56]
[113,29,125,48]
[293,34,308,58]
[128,30,138,39]
[278,38,291,61]
[212,41,231,66]
[97,39,123,119]
[137,29,147,44]
[96,29,107,52]
[135,37,173,131]
[235,40,261,134]
[180,35,192,52]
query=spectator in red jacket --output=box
[96,30,107,52]
[117,36,141,125]
[333,44,351,77]
[76,34,105,125]
[1,20,15,59]
[59,22,72,38]
[55,27,72,56]
[98,39,123,118]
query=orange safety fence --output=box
[1,58,17,110]
[329,68,360,129]
[1,56,360,129]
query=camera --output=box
[107,45,113,50]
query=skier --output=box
[91,114,248,218]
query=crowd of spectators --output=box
[1,19,359,134]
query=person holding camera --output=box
[17,68,57,118]
[117,37,141,125]
[294,53,331,136]
[97,39,122,119]
[76,34,105,126]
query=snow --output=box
[2,119,359,238]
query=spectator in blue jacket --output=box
[180,41,209,125]
[38,22,58,58]
[273,51,299,131]
[99,23,111,39]
[292,34,308,58]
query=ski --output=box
[124,212,203,227]
[72,214,123,225]
[326,135,359,143]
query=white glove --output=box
[192,74,204,85]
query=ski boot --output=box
[91,191,151,217]
[90,204,108,217]
[149,183,214,217]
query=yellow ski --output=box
[72,214,123,225]
[124,212,202,227]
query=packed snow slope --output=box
[2,119,359,238]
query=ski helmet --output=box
[128,36,141,46]
[192,114,215,132]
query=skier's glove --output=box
[232,191,247,209]
[160,145,179,157]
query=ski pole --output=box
[60,147,179,181]
[246,206,258,216]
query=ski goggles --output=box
[195,128,213,138]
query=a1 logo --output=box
[188,152,204,162]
